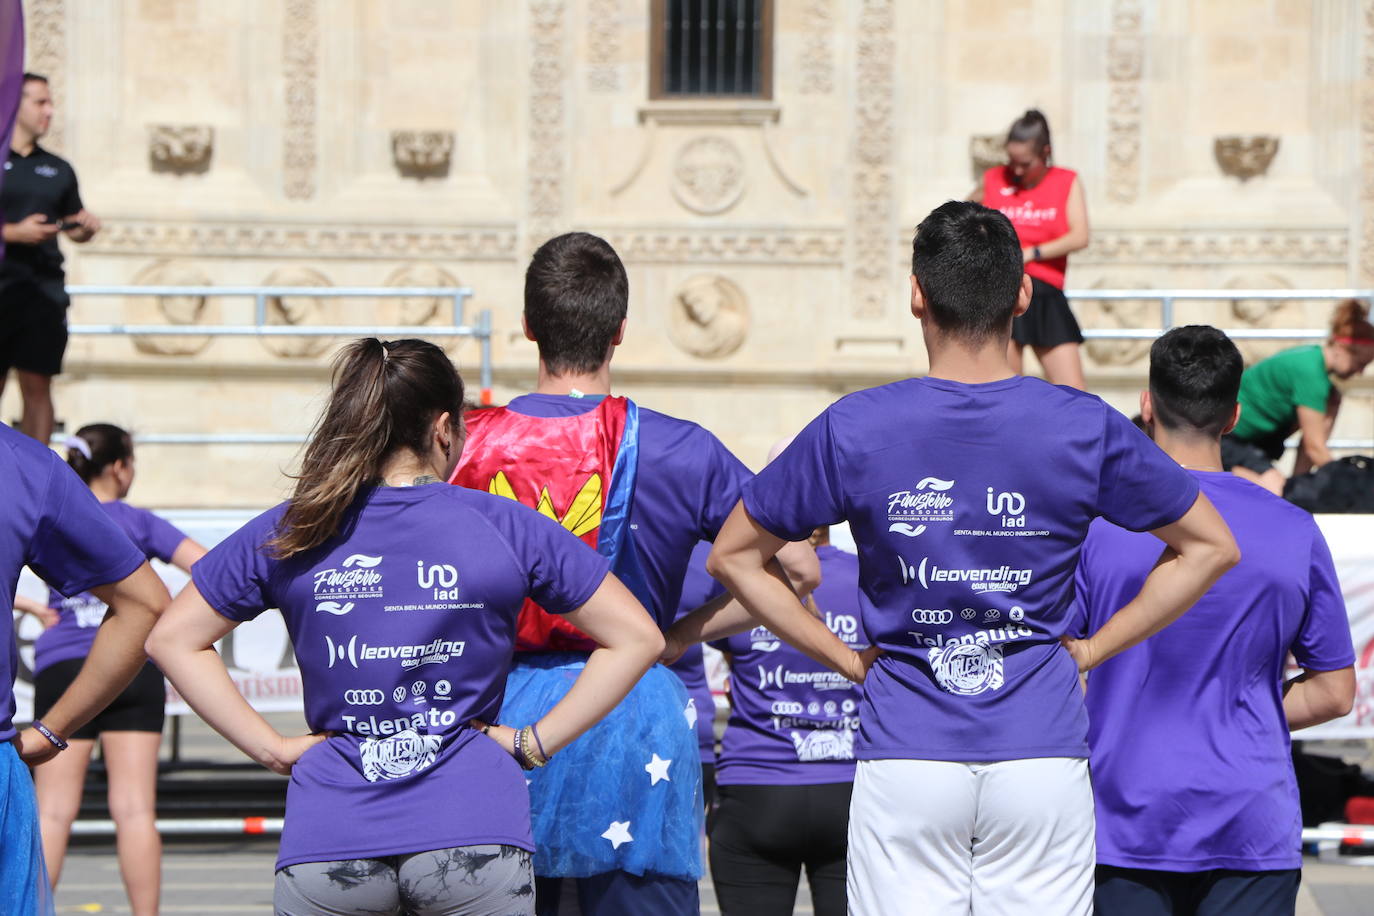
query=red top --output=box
[451,397,630,652]
[980,165,1077,290]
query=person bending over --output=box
[704,200,1238,915]
[13,424,206,916]
[1075,324,1355,915]
[1222,298,1374,494]
[146,338,663,916]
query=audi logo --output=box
[344,689,385,706]
[910,608,954,625]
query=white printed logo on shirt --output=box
[359,729,441,782]
[929,642,1005,696]
[887,478,956,538]
[791,728,854,762]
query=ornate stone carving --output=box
[528,0,567,247]
[1214,136,1279,181]
[604,228,844,265]
[969,134,1004,184]
[586,0,620,91]
[1080,278,1155,368]
[83,220,519,261]
[672,136,746,215]
[799,0,835,94]
[282,0,318,200]
[668,275,749,359]
[148,125,214,174]
[129,260,214,357]
[850,0,896,319]
[384,263,462,328]
[261,266,332,358]
[1362,0,1374,283]
[1074,229,1347,265]
[25,0,65,151]
[1225,273,1295,363]
[1106,0,1143,204]
[391,131,453,180]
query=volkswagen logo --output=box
[910,607,954,625]
[344,689,385,706]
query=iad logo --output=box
[359,729,441,782]
[416,562,459,600]
[985,489,1027,529]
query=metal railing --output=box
[1066,288,1370,341]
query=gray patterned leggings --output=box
[274,844,534,916]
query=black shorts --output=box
[33,658,166,740]
[1012,276,1084,349]
[0,271,70,376]
[1221,431,1288,475]
[1095,864,1300,916]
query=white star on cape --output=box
[601,820,634,849]
[644,753,672,785]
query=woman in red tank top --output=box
[972,110,1090,388]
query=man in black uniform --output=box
[1,73,100,444]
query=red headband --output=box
[1333,336,1374,347]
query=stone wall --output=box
[5,0,1370,507]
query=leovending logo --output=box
[324,635,466,670]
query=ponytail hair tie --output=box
[64,435,93,460]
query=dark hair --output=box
[67,423,132,484]
[22,73,48,86]
[1148,326,1243,438]
[1006,109,1052,157]
[269,338,465,559]
[1331,298,1374,341]
[524,232,629,375]
[910,201,1025,341]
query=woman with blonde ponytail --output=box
[146,338,663,916]
[1222,299,1374,494]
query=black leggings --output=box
[707,782,852,916]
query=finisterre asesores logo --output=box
[886,478,956,538]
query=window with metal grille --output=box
[650,0,773,99]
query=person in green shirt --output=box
[1221,299,1374,494]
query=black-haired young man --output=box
[705,201,1239,914]
[1,73,100,445]
[1075,325,1355,916]
[451,231,816,915]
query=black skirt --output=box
[1012,277,1084,349]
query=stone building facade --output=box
[8,0,1372,508]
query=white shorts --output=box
[846,757,1094,916]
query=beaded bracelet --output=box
[31,719,68,751]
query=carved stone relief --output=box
[672,136,746,214]
[1080,277,1155,368]
[798,0,835,94]
[669,275,749,359]
[1224,273,1294,363]
[1214,136,1279,181]
[25,0,65,151]
[1363,0,1374,283]
[969,134,1004,184]
[528,0,567,247]
[1106,0,1143,204]
[129,260,214,357]
[586,0,620,91]
[261,266,332,358]
[282,0,318,200]
[385,263,462,328]
[391,131,453,180]
[148,125,214,174]
[850,0,896,320]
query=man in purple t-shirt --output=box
[1075,326,1355,915]
[707,201,1240,915]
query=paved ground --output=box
[45,715,1374,914]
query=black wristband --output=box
[32,719,68,751]
[1032,246,1042,262]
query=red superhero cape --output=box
[449,398,629,652]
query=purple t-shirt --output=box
[503,394,752,629]
[192,483,611,868]
[712,545,867,785]
[743,376,1199,762]
[34,501,187,673]
[1074,471,1354,871]
[668,541,725,764]
[0,427,144,740]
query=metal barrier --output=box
[1066,288,1371,341]
[65,284,494,401]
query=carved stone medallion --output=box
[392,131,454,180]
[1081,277,1155,368]
[969,134,1004,183]
[668,275,749,359]
[261,266,332,358]
[148,125,214,174]
[1214,136,1280,182]
[130,260,213,356]
[672,137,745,215]
[385,263,461,328]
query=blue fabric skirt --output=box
[500,654,703,880]
[0,742,55,916]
